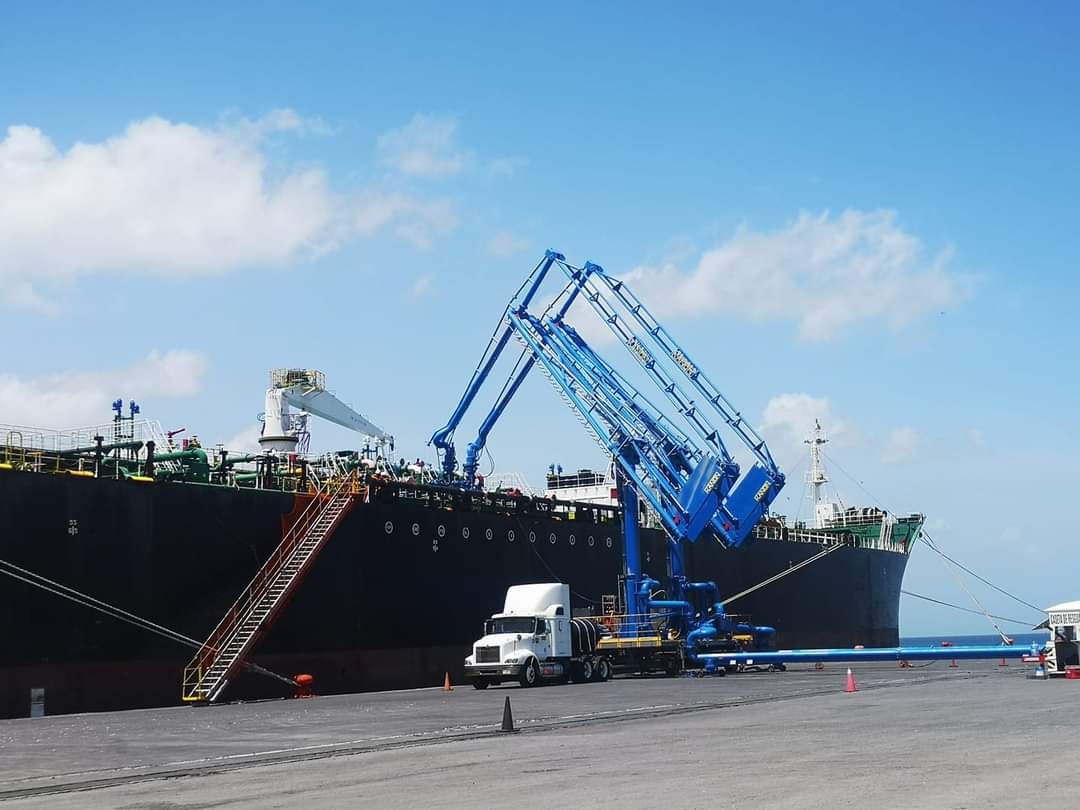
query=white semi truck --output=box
[464,583,612,688]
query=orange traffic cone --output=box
[443,671,453,691]
[999,657,1008,668]
[949,658,958,668]
[845,668,858,693]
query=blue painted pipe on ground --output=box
[697,643,1046,666]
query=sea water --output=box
[901,632,1046,648]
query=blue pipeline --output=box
[647,599,694,613]
[429,250,563,480]
[687,614,775,654]
[675,579,716,603]
[697,644,1045,666]
[683,581,718,594]
[461,260,587,487]
[686,624,718,647]
[461,353,536,487]
[634,580,693,623]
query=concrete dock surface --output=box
[0,661,1072,808]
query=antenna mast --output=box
[805,419,829,529]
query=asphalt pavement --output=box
[0,660,1069,808]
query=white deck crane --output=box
[258,369,393,454]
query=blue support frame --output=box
[430,251,787,646]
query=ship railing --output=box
[752,522,913,554]
[24,418,165,452]
[821,511,899,529]
[382,481,622,524]
[485,471,540,497]
[545,471,609,490]
[0,444,103,476]
[181,470,360,701]
[0,418,189,472]
[1,425,50,452]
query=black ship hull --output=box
[0,470,908,718]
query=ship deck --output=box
[0,660,1067,808]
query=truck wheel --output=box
[595,658,612,682]
[580,658,593,683]
[472,678,489,690]
[519,658,540,688]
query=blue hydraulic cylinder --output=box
[696,643,1045,667]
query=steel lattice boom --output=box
[429,250,785,550]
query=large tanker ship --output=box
[0,393,921,718]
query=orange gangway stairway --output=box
[181,471,359,703]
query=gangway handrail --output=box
[181,471,359,701]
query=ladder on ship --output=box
[181,471,360,703]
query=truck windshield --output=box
[485,618,538,635]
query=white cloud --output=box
[486,231,530,258]
[925,516,949,533]
[0,279,59,315]
[354,191,458,249]
[883,426,919,464]
[486,156,528,178]
[760,393,852,466]
[622,210,969,342]
[0,114,337,288]
[0,350,207,429]
[756,395,864,481]
[222,423,264,453]
[218,107,334,139]
[0,111,463,311]
[392,199,458,249]
[410,272,434,298]
[376,113,468,178]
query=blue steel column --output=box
[621,482,642,635]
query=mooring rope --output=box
[0,557,297,689]
[914,539,1013,643]
[919,532,1044,614]
[720,542,844,606]
[822,450,1045,636]
[901,589,1036,627]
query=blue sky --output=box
[1,2,1076,635]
